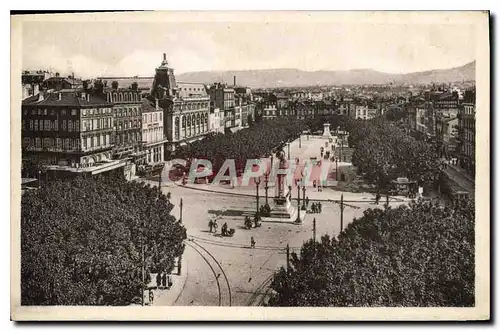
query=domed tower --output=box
[150,53,177,100]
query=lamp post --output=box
[339,194,345,233]
[179,198,183,223]
[302,186,306,209]
[264,173,270,205]
[287,142,291,161]
[255,177,261,216]
[295,181,302,224]
[335,157,339,181]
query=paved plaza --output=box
[139,135,409,306]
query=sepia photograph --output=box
[10,10,490,321]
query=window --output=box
[40,120,44,131]
[35,138,41,149]
[149,114,152,122]
[154,113,157,122]
[34,120,38,131]
[143,114,147,123]
[93,136,98,147]
[61,109,66,116]
[56,138,61,150]
[100,135,104,146]
[68,120,73,132]
[159,113,162,121]
[44,109,47,115]
[75,120,80,132]
[29,120,33,130]
[45,120,51,131]
[62,120,67,130]
[82,109,87,116]
[54,120,58,131]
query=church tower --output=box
[150,53,177,100]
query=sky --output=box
[21,19,476,79]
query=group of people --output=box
[208,219,218,233]
[209,218,233,237]
[310,202,322,213]
[156,272,172,290]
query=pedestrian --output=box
[156,272,162,289]
[313,180,317,188]
[318,202,322,213]
[375,192,380,204]
[306,196,310,207]
[149,289,154,305]
[208,219,213,233]
[162,273,167,288]
[250,236,256,248]
[311,203,316,213]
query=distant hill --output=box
[176,61,475,88]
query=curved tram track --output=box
[184,239,233,306]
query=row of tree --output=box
[269,198,475,307]
[21,173,186,305]
[349,118,441,189]
[174,117,308,175]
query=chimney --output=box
[58,92,62,101]
[87,93,90,102]
[233,76,236,87]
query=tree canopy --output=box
[349,118,441,189]
[174,117,307,175]
[268,198,475,307]
[21,173,186,305]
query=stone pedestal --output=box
[269,196,297,220]
[322,123,332,138]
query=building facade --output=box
[141,98,165,165]
[149,54,211,156]
[105,88,144,162]
[22,91,114,169]
[458,89,476,175]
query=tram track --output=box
[188,239,233,307]
[188,234,301,251]
[184,241,223,306]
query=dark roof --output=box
[141,98,159,113]
[45,76,83,86]
[99,77,154,90]
[22,92,111,107]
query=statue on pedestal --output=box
[274,149,289,206]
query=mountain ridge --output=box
[176,61,475,88]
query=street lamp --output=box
[255,177,261,216]
[264,172,270,205]
[179,198,183,223]
[302,186,306,210]
[335,157,339,181]
[295,180,302,224]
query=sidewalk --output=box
[444,164,475,194]
[175,181,411,203]
[143,254,189,306]
[446,163,475,185]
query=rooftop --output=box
[22,92,111,107]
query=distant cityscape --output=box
[21,54,475,181]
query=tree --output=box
[112,81,119,90]
[268,198,475,307]
[21,173,186,305]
